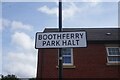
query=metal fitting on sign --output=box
[59,57,62,60]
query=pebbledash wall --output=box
[36,28,120,79]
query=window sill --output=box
[106,63,120,66]
[56,65,76,69]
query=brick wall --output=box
[36,43,120,79]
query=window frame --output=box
[58,48,73,66]
[106,47,120,63]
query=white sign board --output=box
[35,31,87,48]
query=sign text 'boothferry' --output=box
[35,32,87,48]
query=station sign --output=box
[35,31,87,48]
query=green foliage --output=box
[1,74,36,80]
[1,74,19,80]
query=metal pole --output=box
[59,0,63,80]
[59,0,62,32]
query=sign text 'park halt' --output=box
[35,31,87,48]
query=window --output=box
[61,48,73,65]
[106,47,120,63]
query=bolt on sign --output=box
[35,31,87,48]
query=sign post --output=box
[58,0,63,80]
[35,0,87,79]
